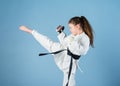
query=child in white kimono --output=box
[19,16,94,86]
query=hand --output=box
[19,26,32,34]
[56,25,64,33]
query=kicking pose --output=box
[19,16,94,86]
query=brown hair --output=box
[68,16,94,47]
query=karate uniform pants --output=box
[32,30,76,86]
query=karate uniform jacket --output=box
[32,30,90,74]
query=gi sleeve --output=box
[57,32,66,43]
[68,35,90,56]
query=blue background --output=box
[0,0,120,86]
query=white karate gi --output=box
[32,30,90,86]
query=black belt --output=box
[39,49,66,56]
[39,48,81,86]
[66,49,81,86]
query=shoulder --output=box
[82,33,89,41]
[81,33,90,45]
[76,32,90,45]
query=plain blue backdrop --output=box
[0,0,120,86]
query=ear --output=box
[76,24,80,29]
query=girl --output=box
[19,16,94,86]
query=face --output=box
[68,23,80,35]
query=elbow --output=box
[81,47,89,55]
[78,46,89,55]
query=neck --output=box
[77,29,83,35]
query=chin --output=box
[71,32,76,35]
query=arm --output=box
[68,35,90,56]
[57,32,66,43]
[19,26,33,34]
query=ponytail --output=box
[80,16,94,47]
[68,16,94,47]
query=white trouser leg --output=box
[32,30,63,52]
[32,30,65,70]
[63,72,76,86]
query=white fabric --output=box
[32,30,90,86]
[63,72,75,86]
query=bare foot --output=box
[19,26,32,34]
